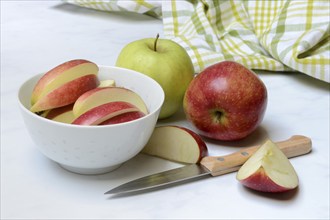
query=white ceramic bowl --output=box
[18,66,164,175]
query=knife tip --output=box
[104,189,117,195]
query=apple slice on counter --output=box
[72,101,140,126]
[236,139,299,193]
[142,126,208,164]
[72,87,148,118]
[31,59,99,106]
[43,104,75,124]
[100,111,145,125]
[30,74,99,112]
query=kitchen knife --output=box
[105,135,312,195]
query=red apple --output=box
[183,61,267,141]
[72,101,140,125]
[142,125,208,164]
[236,140,299,193]
[100,111,145,125]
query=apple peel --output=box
[100,111,145,125]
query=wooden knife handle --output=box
[200,135,312,176]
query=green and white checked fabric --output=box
[66,0,330,83]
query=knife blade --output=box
[105,135,312,195]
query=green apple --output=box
[116,34,194,119]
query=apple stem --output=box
[212,110,226,124]
[154,33,159,52]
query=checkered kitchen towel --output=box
[66,0,330,83]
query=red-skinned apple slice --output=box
[100,111,145,125]
[31,59,99,105]
[72,101,140,125]
[30,74,99,112]
[236,140,299,193]
[43,104,75,123]
[73,87,148,118]
[142,126,208,164]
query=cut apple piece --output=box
[72,101,140,125]
[236,139,299,193]
[100,111,145,125]
[98,79,116,87]
[73,87,148,118]
[43,104,75,124]
[142,126,208,164]
[30,74,99,112]
[31,59,99,105]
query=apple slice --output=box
[100,111,145,125]
[31,59,99,105]
[142,126,208,164]
[98,79,116,87]
[236,139,299,193]
[72,101,140,125]
[43,104,75,124]
[30,74,99,112]
[73,87,148,118]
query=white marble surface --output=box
[1,1,329,219]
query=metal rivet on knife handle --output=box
[241,152,249,156]
[200,135,312,177]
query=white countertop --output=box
[1,1,329,219]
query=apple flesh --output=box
[184,61,267,141]
[72,87,148,118]
[142,126,208,164]
[116,35,194,119]
[30,74,99,112]
[31,59,99,106]
[236,140,299,193]
[43,104,75,124]
[98,79,116,87]
[72,101,140,125]
[100,111,145,125]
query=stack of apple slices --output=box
[30,59,99,113]
[31,59,147,125]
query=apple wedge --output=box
[100,111,145,125]
[30,74,99,112]
[72,101,140,125]
[236,139,299,193]
[142,126,208,164]
[31,59,99,105]
[73,87,148,118]
[98,79,116,88]
[43,104,75,123]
